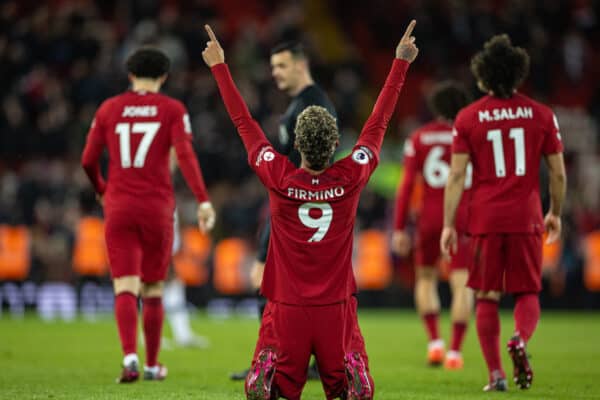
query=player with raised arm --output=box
[441,35,566,391]
[202,22,418,400]
[232,40,338,382]
[392,81,472,369]
[81,48,216,383]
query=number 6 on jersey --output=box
[298,202,333,242]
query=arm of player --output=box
[81,116,107,196]
[356,20,418,155]
[172,129,214,232]
[203,25,269,156]
[543,152,566,244]
[169,147,178,173]
[441,153,469,257]
[394,140,418,231]
[392,143,417,256]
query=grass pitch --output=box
[0,310,598,399]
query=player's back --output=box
[260,148,373,305]
[95,91,184,216]
[453,93,562,234]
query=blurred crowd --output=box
[1,0,599,312]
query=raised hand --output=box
[396,19,419,63]
[202,24,225,67]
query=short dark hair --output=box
[295,106,339,170]
[470,34,530,99]
[126,48,170,79]
[270,41,307,60]
[427,81,470,121]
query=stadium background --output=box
[1,0,600,321]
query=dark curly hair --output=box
[126,47,170,79]
[470,34,530,99]
[427,81,471,121]
[295,106,339,170]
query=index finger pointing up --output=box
[402,19,416,41]
[205,24,219,44]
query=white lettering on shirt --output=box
[122,106,158,118]
[478,107,533,123]
[419,132,453,145]
[287,186,345,201]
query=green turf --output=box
[0,310,599,399]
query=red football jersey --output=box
[212,59,409,305]
[452,93,563,234]
[81,91,209,218]
[394,120,470,234]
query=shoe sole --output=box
[508,340,532,389]
[245,350,276,400]
[345,352,372,400]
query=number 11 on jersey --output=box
[487,127,526,177]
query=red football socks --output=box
[476,299,504,378]
[143,297,164,367]
[423,313,440,341]
[514,293,540,343]
[115,292,138,356]
[450,321,467,352]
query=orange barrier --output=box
[0,225,31,280]
[354,230,392,290]
[583,231,600,291]
[72,216,108,276]
[213,238,248,294]
[173,227,211,286]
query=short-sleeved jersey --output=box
[394,121,470,234]
[82,91,208,218]
[452,93,563,234]
[211,59,409,305]
[278,85,338,167]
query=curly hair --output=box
[470,34,530,99]
[294,106,339,170]
[427,81,471,121]
[126,47,170,79]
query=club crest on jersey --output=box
[352,146,372,165]
[256,146,275,166]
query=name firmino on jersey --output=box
[287,186,345,201]
[122,106,158,117]
[478,107,533,122]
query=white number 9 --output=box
[298,202,333,242]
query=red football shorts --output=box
[416,230,469,271]
[467,233,543,293]
[104,210,174,283]
[252,297,373,400]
